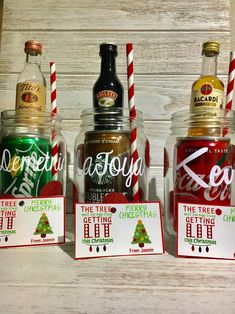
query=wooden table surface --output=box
[0,217,235,314]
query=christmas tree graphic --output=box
[131,219,151,248]
[34,213,53,238]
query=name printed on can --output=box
[175,147,233,188]
[0,149,65,173]
[175,147,233,201]
[76,150,145,188]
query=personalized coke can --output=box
[173,137,234,230]
[0,136,53,197]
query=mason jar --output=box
[73,108,149,203]
[0,110,66,198]
[164,108,235,238]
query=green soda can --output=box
[0,136,53,197]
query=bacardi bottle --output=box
[189,41,224,137]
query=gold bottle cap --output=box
[24,40,43,55]
[201,41,220,56]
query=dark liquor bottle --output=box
[93,43,123,108]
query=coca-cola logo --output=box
[174,147,233,202]
[175,172,231,202]
[21,92,38,103]
[200,83,213,95]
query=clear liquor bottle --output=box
[15,40,46,113]
[188,41,224,137]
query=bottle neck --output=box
[25,52,41,67]
[100,52,117,76]
[201,54,218,76]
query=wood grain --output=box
[0,3,234,312]
[2,0,229,31]
[0,31,230,75]
[0,236,234,313]
[0,2,231,208]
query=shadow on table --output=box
[59,241,75,259]
[59,212,75,259]
[59,225,178,260]
[164,237,177,257]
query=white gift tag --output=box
[0,197,65,248]
[75,202,164,259]
[177,202,235,260]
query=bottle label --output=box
[15,82,46,112]
[190,83,224,112]
[96,90,118,107]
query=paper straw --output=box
[126,43,139,202]
[226,52,235,110]
[50,62,59,180]
[222,52,235,137]
[50,62,57,114]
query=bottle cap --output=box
[24,40,43,55]
[202,41,220,56]
[99,43,118,56]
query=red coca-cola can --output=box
[173,137,234,230]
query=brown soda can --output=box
[173,137,234,231]
[84,130,131,203]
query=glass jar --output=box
[0,110,66,198]
[164,108,235,238]
[74,108,149,203]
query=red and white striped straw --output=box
[50,62,59,180]
[126,43,139,202]
[226,52,235,110]
[50,62,57,115]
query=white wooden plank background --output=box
[2,0,230,31]
[0,31,230,75]
[0,0,231,204]
[0,2,235,313]
[0,239,235,313]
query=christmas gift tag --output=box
[75,202,164,259]
[0,197,65,248]
[177,202,235,260]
